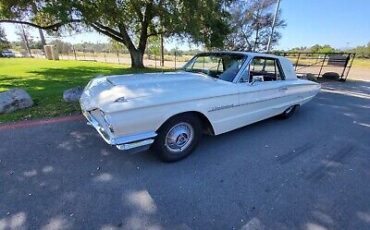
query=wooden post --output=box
[160,34,164,67]
[72,45,77,60]
[174,50,177,70]
[295,53,301,71]
[116,51,120,64]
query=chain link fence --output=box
[23,49,357,81]
[29,47,193,70]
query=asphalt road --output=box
[1,81,370,230]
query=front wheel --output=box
[152,114,202,162]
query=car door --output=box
[235,57,287,127]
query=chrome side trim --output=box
[207,93,315,113]
[209,104,235,112]
[110,131,157,145]
[116,139,155,151]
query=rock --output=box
[0,88,33,114]
[63,86,83,102]
[322,72,340,81]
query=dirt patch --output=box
[347,67,370,81]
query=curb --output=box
[0,114,84,131]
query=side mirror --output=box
[251,75,264,85]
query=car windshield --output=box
[182,53,247,82]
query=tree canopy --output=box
[225,0,286,51]
[0,0,233,68]
[0,25,9,50]
[288,44,337,54]
[350,42,370,58]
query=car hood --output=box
[80,71,235,112]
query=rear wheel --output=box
[279,105,299,119]
[152,114,202,162]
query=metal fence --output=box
[273,52,356,81]
[30,48,193,70]
[28,49,356,81]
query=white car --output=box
[1,50,15,57]
[80,51,320,162]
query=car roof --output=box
[196,51,297,80]
[197,51,282,59]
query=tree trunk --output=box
[253,25,260,52]
[38,29,46,46]
[21,25,32,57]
[129,49,145,68]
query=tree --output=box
[15,25,33,56]
[49,39,72,54]
[350,42,370,58]
[288,46,308,52]
[147,36,161,57]
[109,39,128,53]
[309,44,336,53]
[225,0,286,51]
[0,25,9,50]
[0,0,232,68]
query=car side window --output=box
[248,57,284,82]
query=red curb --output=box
[0,114,84,131]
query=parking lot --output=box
[1,80,369,230]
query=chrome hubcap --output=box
[165,122,194,153]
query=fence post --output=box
[160,33,164,67]
[72,45,77,60]
[318,54,327,78]
[339,53,351,80]
[174,51,177,70]
[294,53,301,71]
[342,53,355,81]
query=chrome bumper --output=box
[82,110,157,151]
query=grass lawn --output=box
[0,58,162,122]
[352,58,370,68]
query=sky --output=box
[1,0,370,50]
[277,0,370,50]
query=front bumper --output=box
[82,110,157,151]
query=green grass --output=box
[352,58,370,68]
[0,58,163,122]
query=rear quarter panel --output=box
[283,79,321,108]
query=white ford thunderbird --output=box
[80,51,320,161]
